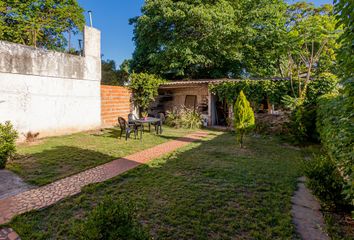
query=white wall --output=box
[0,26,101,140]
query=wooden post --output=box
[208,89,212,126]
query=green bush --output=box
[72,198,150,240]
[317,87,354,209]
[288,103,318,144]
[286,77,338,143]
[0,121,18,169]
[129,73,165,114]
[303,154,345,207]
[234,90,255,147]
[165,106,202,129]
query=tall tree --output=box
[130,0,288,79]
[101,59,131,86]
[282,2,340,100]
[0,0,84,50]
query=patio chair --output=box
[118,117,137,140]
[128,113,144,137]
[152,113,165,134]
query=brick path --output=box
[0,131,208,228]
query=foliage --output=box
[233,91,255,147]
[0,121,18,169]
[303,154,346,207]
[72,197,150,240]
[130,0,288,79]
[210,79,291,109]
[0,0,84,50]
[129,73,165,113]
[101,59,130,86]
[317,91,354,209]
[165,106,202,129]
[282,2,340,100]
[288,75,338,143]
[334,0,354,79]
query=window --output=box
[185,95,197,110]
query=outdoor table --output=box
[133,117,160,139]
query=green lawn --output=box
[8,132,306,239]
[7,126,194,186]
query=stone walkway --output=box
[291,177,330,240]
[0,131,208,228]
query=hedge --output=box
[317,79,354,207]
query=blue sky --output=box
[77,0,333,67]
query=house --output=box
[149,79,237,127]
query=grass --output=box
[8,132,307,239]
[7,126,194,186]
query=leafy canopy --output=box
[101,59,130,86]
[130,0,288,79]
[0,0,84,50]
[129,73,165,112]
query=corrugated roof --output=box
[160,78,288,86]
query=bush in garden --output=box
[165,106,202,129]
[0,121,18,169]
[129,72,165,115]
[303,154,346,207]
[317,87,354,211]
[233,91,255,148]
[180,107,203,129]
[285,76,338,143]
[73,198,150,240]
[165,107,182,128]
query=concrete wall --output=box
[0,26,101,140]
[101,85,132,126]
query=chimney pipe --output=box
[88,10,93,27]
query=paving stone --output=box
[0,131,207,239]
[291,177,330,240]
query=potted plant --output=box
[142,112,148,120]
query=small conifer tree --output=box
[233,90,255,147]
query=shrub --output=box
[0,121,18,169]
[233,91,255,147]
[285,77,338,143]
[129,73,165,115]
[288,103,318,144]
[317,88,354,210]
[72,198,150,240]
[165,106,202,129]
[303,154,345,207]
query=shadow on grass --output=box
[100,126,209,143]
[9,132,305,239]
[10,146,118,186]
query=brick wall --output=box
[101,85,132,126]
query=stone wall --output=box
[0,26,101,140]
[101,85,132,127]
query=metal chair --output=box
[118,117,137,140]
[128,113,144,138]
[152,113,164,134]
